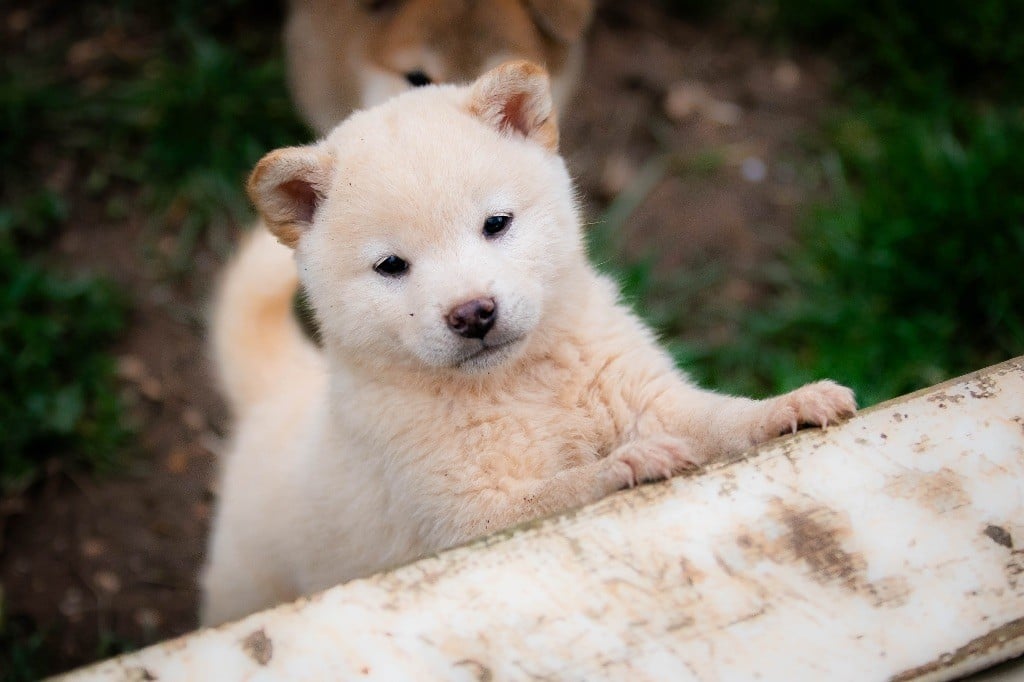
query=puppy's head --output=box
[354,0,594,110]
[249,61,583,375]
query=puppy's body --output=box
[202,62,855,625]
[285,0,593,135]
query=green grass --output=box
[0,195,128,494]
[662,0,1024,106]
[0,600,138,682]
[0,0,307,488]
[1,0,308,667]
[123,29,309,270]
[763,0,1024,106]
[0,252,127,493]
[633,0,1024,407]
[3,0,307,264]
[680,106,1024,406]
[0,619,48,682]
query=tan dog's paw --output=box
[606,435,701,489]
[761,380,857,440]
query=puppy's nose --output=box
[405,70,432,87]
[446,297,497,339]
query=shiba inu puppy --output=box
[284,0,594,134]
[201,61,856,625]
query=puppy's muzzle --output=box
[446,297,497,339]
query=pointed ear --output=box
[467,61,559,152]
[247,146,333,248]
[524,0,594,45]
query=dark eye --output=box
[405,70,432,87]
[374,255,409,276]
[359,0,399,13]
[483,213,512,237]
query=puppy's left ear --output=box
[247,145,334,248]
[524,0,594,45]
[468,60,559,152]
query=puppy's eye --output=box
[483,213,512,238]
[405,70,432,87]
[359,0,400,13]
[374,255,409,276]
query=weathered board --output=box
[56,357,1024,681]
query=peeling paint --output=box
[1005,553,1024,590]
[241,628,272,666]
[969,376,999,399]
[985,525,1014,549]
[928,392,966,405]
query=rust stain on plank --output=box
[737,503,911,608]
[884,468,970,514]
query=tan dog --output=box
[284,0,594,135]
[201,61,856,625]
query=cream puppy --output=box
[201,61,856,625]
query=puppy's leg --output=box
[434,439,697,545]
[654,379,856,464]
[605,433,701,485]
[201,519,300,626]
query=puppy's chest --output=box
[422,377,627,476]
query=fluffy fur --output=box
[201,61,856,625]
[284,0,593,135]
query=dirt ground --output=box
[0,2,833,675]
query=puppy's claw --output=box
[607,435,699,489]
[760,380,856,444]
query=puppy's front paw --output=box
[762,380,857,439]
[606,435,700,489]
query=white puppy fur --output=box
[200,61,856,625]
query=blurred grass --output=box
[0,1,305,486]
[663,0,1024,105]
[1,0,308,673]
[641,0,1024,405]
[0,201,127,493]
[0,607,138,682]
[761,0,1024,106]
[686,106,1024,406]
[0,615,48,682]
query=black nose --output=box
[446,297,497,339]
[405,70,432,87]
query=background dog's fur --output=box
[201,61,856,626]
[284,0,594,134]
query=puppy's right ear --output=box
[468,60,558,152]
[247,146,333,248]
